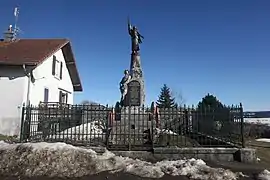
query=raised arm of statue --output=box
[127,17,133,35]
[138,32,144,39]
[137,32,144,44]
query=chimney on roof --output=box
[3,25,15,41]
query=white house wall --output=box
[0,66,27,136]
[29,49,74,106]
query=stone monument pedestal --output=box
[109,19,150,148]
[121,52,145,108]
[121,106,145,114]
[109,106,154,147]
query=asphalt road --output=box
[0,171,264,180]
[0,173,187,180]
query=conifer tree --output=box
[156,84,176,108]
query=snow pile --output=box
[244,118,270,126]
[0,141,245,179]
[256,138,270,143]
[155,128,177,135]
[49,122,177,142]
[258,170,270,180]
[50,121,106,140]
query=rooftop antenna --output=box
[12,7,23,40]
[2,7,23,41]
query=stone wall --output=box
[85,146,257,163]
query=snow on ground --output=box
[50,121,106,140]
[256,138,270,143]
[48,121,177,141]
[155,128,177,135]
[244,118,270,126]
[258,170,270,180]
[0,141,248,179]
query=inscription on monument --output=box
[127,80,141,106]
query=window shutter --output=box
[66,93,68,104]
[44,88,49,102]
[52,56,56,75]
[60,62,63,79]
[59,91,62,103]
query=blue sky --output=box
[0,0,270,110]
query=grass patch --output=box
[0,134,18,141]
[0,134,8,140]
[246,139,270,168]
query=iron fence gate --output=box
[20,102,245,150]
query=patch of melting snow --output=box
[0,141,249,179]
[256,138,270,143]
[155,128,177,135]
[47,122,177,141]
[258,170,270,180]
[50,121,106,140]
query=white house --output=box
[0,37,82,136]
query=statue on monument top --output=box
[128,18,144,53]
[119,70,131,105]
[117,18,145,107]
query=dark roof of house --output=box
[0,39,82,91]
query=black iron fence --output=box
[20,102,245,150]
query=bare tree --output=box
[171,90,185,106]
[81,100,90,105]
[80,100,98,105]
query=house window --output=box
[44,88,49,102]
[52,55,63,79]
[59,90,68,104]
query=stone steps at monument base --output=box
[114,115,154,122]
[119,116,151,121]
[112,121,153,127]
[111,127,152,134]
[108,133,150,145]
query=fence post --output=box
[20,105,25,142]
[23,105,31,141]
[184,107,189,135]
[128,105,131,151]
[106,106,111,148]
[151,102,155,150]
[240,103,245,148]
[114,102,121,121]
